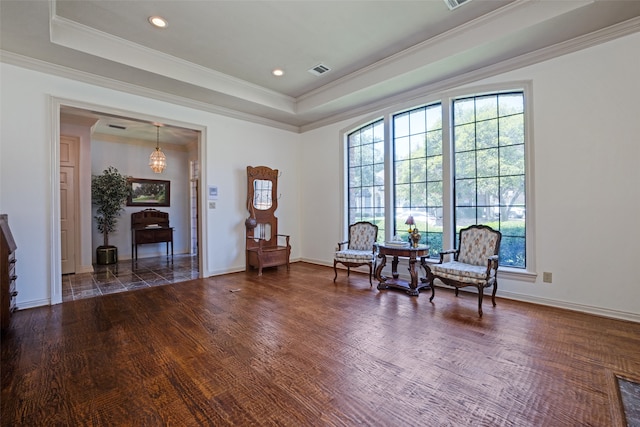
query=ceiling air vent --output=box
[308,63,331,76]
[444,0,472,10]
[108,124,127,130]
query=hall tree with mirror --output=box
[245,166,291,276]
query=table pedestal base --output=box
[375,245,433,298]
[376,277,431,296]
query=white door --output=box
[60,135,79,275]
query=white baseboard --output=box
[495,290,640,323]
[207,266,246,276]
[75,264,94,274]
[301,259,640,323]
[15,298,50,311]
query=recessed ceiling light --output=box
[148,16,168,28]
[272,68,284,77]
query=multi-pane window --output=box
[453,93,525,267]
[393,103,443,257]
[347,119,385,241]
[345,88,528,269]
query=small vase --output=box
[411,230,421,248]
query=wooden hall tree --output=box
[245,166,290,276]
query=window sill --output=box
[497,267,537,283]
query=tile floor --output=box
[62,254,199,302]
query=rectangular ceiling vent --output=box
[444,0,472,10]
[308,63,331,76]
[108,124,127,130]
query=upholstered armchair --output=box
[333,221,379,286]
[429,225,502,317]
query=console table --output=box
[131,209,173,261]
[375,244,433,297]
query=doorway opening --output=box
[58,104,205,302]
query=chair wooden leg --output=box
[368,263,372,287]
[333,260,338,282]
[478,286,484,317]
[347,267,350,277]
[429,277,435,302]
[492,281,498,307]
[455,288,459,297]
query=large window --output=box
[347,119,385,241]
[393,103,443,258]
[346,88,528,269]
[453,93,525,267]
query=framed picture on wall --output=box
[127,178,170,207]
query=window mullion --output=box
[384,115,394,242]
[441,97,455,252]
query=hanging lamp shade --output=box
[149,125,166,173]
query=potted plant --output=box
[91,166,130,265]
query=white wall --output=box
[0,63,301,308]
[299,32,640,321]
[1,31,638,321]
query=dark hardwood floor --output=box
[2,262,639,426]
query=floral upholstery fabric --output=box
[431,261,496,285]
[334,222,377,262]
[430,225,501,316]
[335,249,375,262]
[457,227,500,266]
[334,221,378,285]
[348,223,378,251]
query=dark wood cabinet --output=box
[1,214,18,331]
[131,209,173,260]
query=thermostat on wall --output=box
[208,185,218,200]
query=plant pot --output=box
[96,245,118,265]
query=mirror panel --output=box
[253,179,273,210]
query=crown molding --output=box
[0,50,301,133]
[91,132,190,152]
[2,15,638,135]
[296,0,592,114]
[299,16,640,133]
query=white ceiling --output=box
[1,0,639,140]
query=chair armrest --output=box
[439,249,457,255]
[485,255,499,275]
[336,240,349,251]
[438,249,458,263]
[246,236,266,252]
[276,234,291,247]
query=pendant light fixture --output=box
[149,124,166,173]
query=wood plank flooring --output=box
[2,262,639,426]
